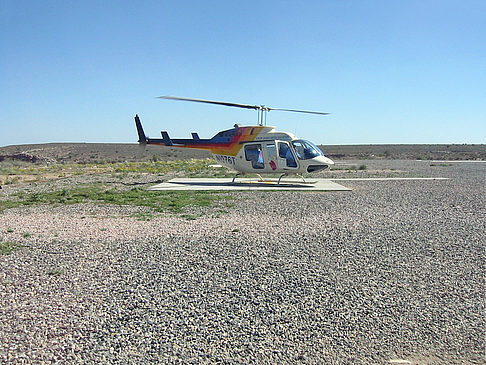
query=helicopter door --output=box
[276,141,298,170]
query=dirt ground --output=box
[1,143,485,165]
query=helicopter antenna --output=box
[158,95,329,126]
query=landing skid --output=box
[278,173,308,184]
[232,173,265,183]
[231,173,316,186]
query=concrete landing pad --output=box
[331,177,449,181]
[148,178,352,191]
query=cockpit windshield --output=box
[291,140,325,160]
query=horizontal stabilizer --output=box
[161,131,173,146]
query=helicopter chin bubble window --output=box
[291,140,325,160]
[244,144,264,169]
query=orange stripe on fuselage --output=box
[170,126,265,156]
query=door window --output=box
[244,144,264,169]
[278,142,297,168]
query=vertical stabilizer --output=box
[134,114,147,143]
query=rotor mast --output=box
[257,105,270,126]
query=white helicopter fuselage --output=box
[210,125,334,175]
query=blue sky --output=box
[1,0,485,146]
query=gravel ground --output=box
[0,160,485,364]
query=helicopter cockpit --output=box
[291,140,326,160]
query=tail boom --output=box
[134,115,242,155]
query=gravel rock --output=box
[0,160,484,364]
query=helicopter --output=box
[135,96,334,183]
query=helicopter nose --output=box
[306,156,334,173]
[314,156,334,165]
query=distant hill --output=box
[321,144,486,160]
[0,143,211,164]
[0,143,484,164]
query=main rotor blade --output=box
[158,96,259,111]
[158,95,330,116]
[269,108,330,115]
